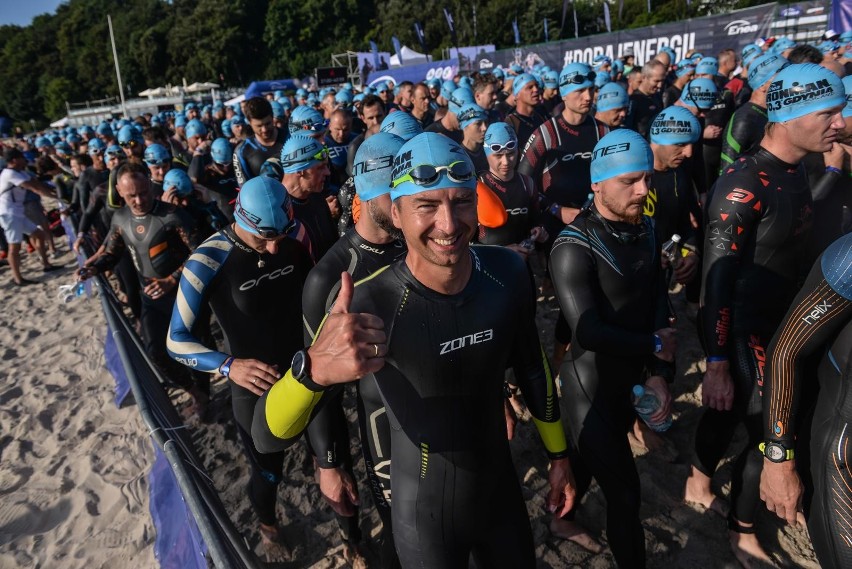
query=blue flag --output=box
[370,41,379,69]
[392,36,404,66]
[512,18,521,45]
[413,21,428,54]
[544,18,549,42]
[444,8,459,46]
[604,2,611,33]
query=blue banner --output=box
[392,36,404,66]
[367,58,459,86]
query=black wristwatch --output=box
[291,349,325,392]
[759,441,795,463]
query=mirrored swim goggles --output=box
[560,71,596,87]
[235,203,297,239]
[391,160,474,188]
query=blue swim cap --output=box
[230,114,245,126]
[695,56,718,76]
[612,60,625,75]
[117,125,136,144]
[483,122,518,156]
[175,114,188,128]
[221,119,233,137]
[590,129,654,184]
[448,87,474,114]
[352,132,405,201]
[594,71,612,89]
[185,119,207,139]
[335,90,354,107]
[296,88,308,99]
[512,73,537,97]
[427,78,442,89]
[592,54,612,69]
[235,176,293,236]
[492,68,505,80]
[379,111,423,142]
[211,138,233,165]
[105,145,124,160]
[773,38,796,53]
[742,43,761,60]
[440,80,456,101]
[766,63,846,123]
[690,52,704,61]
[353,93,365,104]
[55,141,72,155]
[87,138,105,154]
[819,40,841,54]
[510,64,523,74]
[35,136,52,148]
[841,31,852,43]
[841,76,852,118]
[80,125,94,136]
[457,103,487,130]
[289,106,326,134]
[143,143,171,165]
[543,70,559,90]
[185,102,197,111]
[66,133,82,145]
[270,101,284,119]
[596,82,629,112]
[459,76,473,90]
[675,59,696,78]
[280,133,326,174]
[163,169,193,197]
[747,53,789,90]
[650,106,701,145]
[659,46,677,62]
[390,132,477,200]
[679,78,719,110]
[559,63,595,97]
[97,122,113,137]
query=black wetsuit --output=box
[504,107,548,151]
[326,133,358,192]
[166,227,323,528]
[424,120,463,144]
[720,102,767,173]
[662,84,683,109]
[703,80,735,190]
[92,201,200,391]
[765,232,852,569]
[197,163,238,223]
[645,166,700,252]
[696,147,813,528]
[477,171,538,246]
[253,246,568,569]
[626,91,662,138]
[301,228,407,568]
[233,129,289,186]
[550,207,673,568]
[291,192,338,261]
[803,153,852,263]
[517,114,608,240]
[71,166,108,218]
[464,145,488,175]
[335,177,356,237]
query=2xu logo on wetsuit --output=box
[765,78,836,112]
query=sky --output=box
[2,0,64,27]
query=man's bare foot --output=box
[684,467,728,517]
[342,542,369,569]
[508,392,530,422]
[259,522,290,562]
[549,517,603,553]
[629,420,678,461]
[730,527,775,568]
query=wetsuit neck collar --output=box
[399,248,479,299]
[755,145,800,171]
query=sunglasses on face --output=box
[487,140,517,153]
[391,160,474,188]
[560,71,596,87]
[119,140,138,149]
[235,205,297,239]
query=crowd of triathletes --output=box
[2,27,852,568]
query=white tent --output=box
[186,82,220,93]
[390,45,429,67]
[50,116,69,128]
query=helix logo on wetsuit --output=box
[239,265,294,290]
[439,328,494,355]
[766,78,835,111]
[801,299,833,325]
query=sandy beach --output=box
[0,238,821,568]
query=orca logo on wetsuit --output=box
[561,152,593,161]
[439,328,494,355]
[506,207,529,215]
[239,265,295,291]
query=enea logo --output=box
[479,59,494,69]
[724,20,759,35]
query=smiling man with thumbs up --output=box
[252,132,575,569]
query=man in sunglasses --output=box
[166,175,340,562]
[279,133,337,260]
[253,132,576,569]
[233,97,289,186]
[117,125,145,161]
[301,132,408,569]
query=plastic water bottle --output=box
[660,234,682,269]
[57,282,87,304]
[632,384,672,432]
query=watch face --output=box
[292,351,305,378]
[766,444,784,461]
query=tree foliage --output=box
[2,0,771,125]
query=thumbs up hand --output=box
[308,272,387,387]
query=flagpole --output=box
[107,15,128,118]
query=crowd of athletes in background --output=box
[2,25,852,569]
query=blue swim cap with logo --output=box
[679,78,718,110]
[595,71,612,89]
[211,138,233,165]
[352,132,405,201]
[380,111,423,142]
[512,73,537,97]
[675,59,696,78]
[280,133,326,174]
[448,87,474,114]
[457,104,487,129]
[163,169,194,197]
[543,70,559,90]
[590,129,654,184]
[742,43,761,60]
[649,106,701,145]
[695,57,719,76]
[484,122,518,156]
[596,82,629,112]
[559,63,595,96]
[766,63,846,122]
[747,53,789,90]
[390,132,477,200]
[841,76,852,118]
[235,176,293,236]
